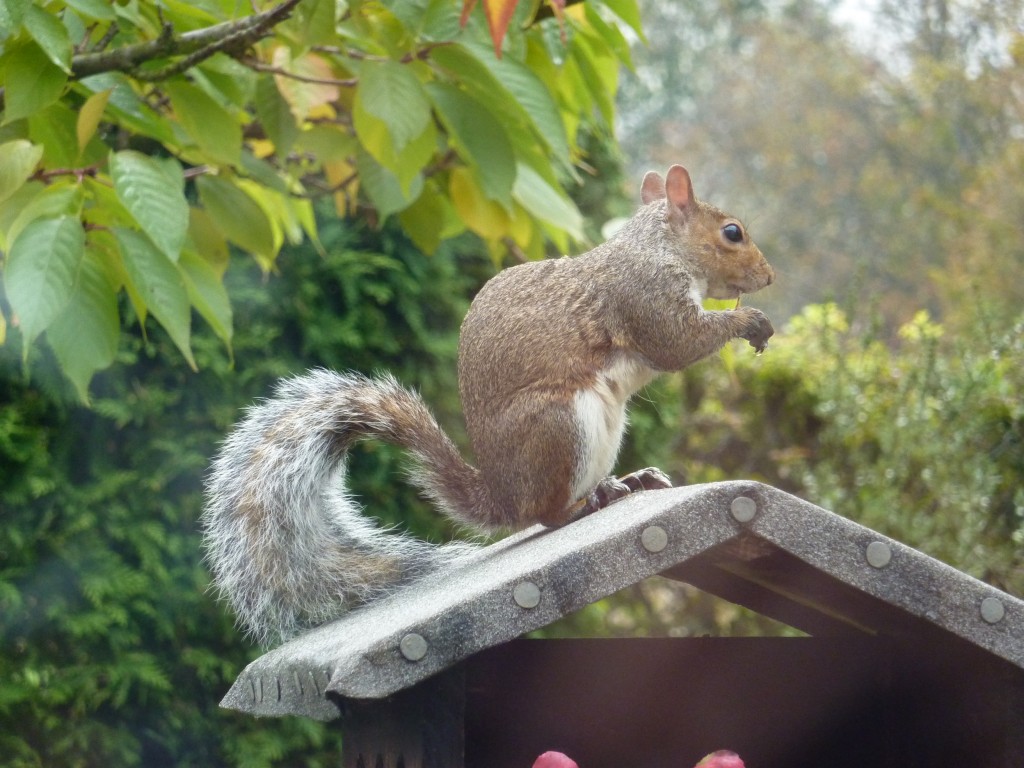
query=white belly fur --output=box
[571,356,658,500]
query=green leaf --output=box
[356,149,424,220]
[46,247,119,402]
[0,0,30,30]
[235,178,288,247]
[354,60,432,156]
[79,73,177,145]
[253,77,299,157]
[449,165,510,240]
[241,180,308,246]
[388,0,427,33]
[287,0,338,47]
[295,124,358,160]
[431,43,573,176]
[432,45,533,138]
[87,226,135,299]
[0,140,43,204]
[389,0,462,41]
[179,249,233,349]
[571,33,616,125]
[421,0,462,41]
[512,162,584,242]
[4,179,83,248]
[394,123,437,193]
[24,5,73,73]
[397,180,462,253]
[164,80,242,166]
[193,57,256,115]
[76,89,111,155]
[462,41,571,170]
[28,101,80,168]
[160,0,220,26]
[584,4,634,70]
[5,215,86,348]
[115,227,195,369]
[110,150,188,262]
[354,87,436,195]
[557,55,592,125]
[426,83,516,207]
[195,175,277,265]
[81,175,133,232]
[291,195,319,251]
[62,0,116,20]
[187,209,229,276]
[239,151,290,194]
[2,41,68,123]
[0,180,43,250]
[597,0,646,43]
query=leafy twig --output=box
[91,22,120,53]
[183,165,213,180]
[399,42,453,63]
[310,41,451,64]
[31,166,100,183]
[241,57,357,87]
[299,171,359,198]
[70,0,303,80]
[502,236,529,263]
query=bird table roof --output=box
[220,481,1024,721]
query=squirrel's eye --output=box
[722,223,744,243]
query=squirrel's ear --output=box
[665,165,695,217]
[640,171,665,204]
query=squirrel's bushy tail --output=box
[201,369,496,647]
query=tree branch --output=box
[241,57,357,87]
[70,0,304,81]
[31,165,100,183]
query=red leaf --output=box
[459,0,478,27]
[486,0,519,55]
[461,0,520,58]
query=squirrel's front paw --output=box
[737,307,774,353]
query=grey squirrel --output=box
[202,164,775,646]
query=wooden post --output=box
[339,667,464,768]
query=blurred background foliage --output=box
[1,219,492,766]
[618,0,1024,328]
[2,0,1024,765]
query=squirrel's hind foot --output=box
[617,466,673,493]
[570,467,674,522]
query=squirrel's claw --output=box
[574,467,673,521]
[738,307,774,354]
[573,476,632,519]
[618,466,673,492]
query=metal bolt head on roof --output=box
[641,525,668,553]
[980,597,1005,624]
[513,581,542,609]
[730,496,757,523]
[399,632,428,661]
[865,541,892,569]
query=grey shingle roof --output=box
[219,481,1023,721]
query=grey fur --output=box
[202,370,480,647]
